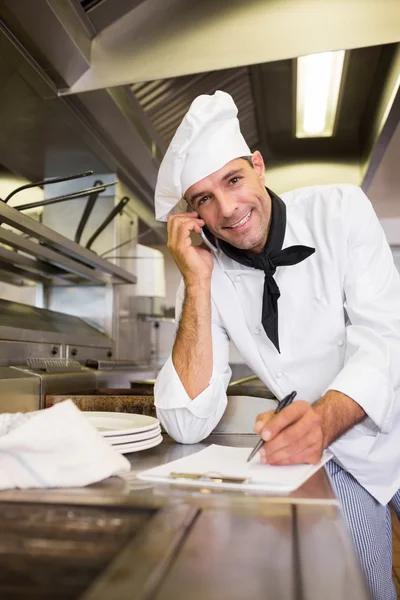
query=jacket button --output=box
[254,327,261,335]
[338,340,344,347]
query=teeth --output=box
[228,211,251,229]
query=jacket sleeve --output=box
[154,279,231,443]
[326,186,400,435]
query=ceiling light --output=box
[296,50,345,138]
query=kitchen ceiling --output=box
[79,0,147,33]
[130,44,397,166]
[0,0,398,234]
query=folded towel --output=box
[0,400,130,489]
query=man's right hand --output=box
[167,212,214,286]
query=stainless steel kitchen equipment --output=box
[0,189,136,286]
[0,297,157,412]
[0,366,40,413]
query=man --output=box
[153,90,400,599]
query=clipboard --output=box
[138,445,332,493]
[170,472,248,484]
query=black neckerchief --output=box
[214,188,315,353]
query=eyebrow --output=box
[188,168,245,205]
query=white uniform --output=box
[155,183,400,506]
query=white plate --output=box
[112,434,163,455]
[107,427,161,445]
[83,411,159,436]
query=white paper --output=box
[138,444,332,492]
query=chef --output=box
[153,90,400,600]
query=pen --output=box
[246,390,297,463]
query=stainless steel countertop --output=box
[0,434,371,600]
[0,434,337,509]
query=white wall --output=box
[366,122,400,223]
[364,122,400,245]
[392,248,400,273]
[148,246,179,364]
[264,161,361,194]
[134,244,165,298]
[152,245,182,310]
[380,219,400,246]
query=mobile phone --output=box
[188,206,218,252]
[199,228,218,252]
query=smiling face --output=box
[185,151,271,254]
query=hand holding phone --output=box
[199,228,218,253]
[167,210,215,286]
[188,206,218,252]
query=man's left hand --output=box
[254,400,324,465]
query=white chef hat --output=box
[154,90,251,222]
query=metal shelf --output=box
[0,201,137,286]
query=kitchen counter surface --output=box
[0,434,335,508]
[0,435,370,599]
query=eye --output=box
[229,176,241,185]
[197,196,210,207]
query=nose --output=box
[215,190,238,220]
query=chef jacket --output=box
[154,184,400,505]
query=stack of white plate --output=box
[83,411,162,454]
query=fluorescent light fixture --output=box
[296,50,345,138]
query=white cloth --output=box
[154,90,251,222]
[155,184,400,505]
[0,400,130,489]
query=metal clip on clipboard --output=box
[170,472,249,484]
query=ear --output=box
[250,151,265,184]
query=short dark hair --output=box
[241,155,254,168]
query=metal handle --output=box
[4,171,93,204]
[86,196,130,250]
[15,181,117,211]
[74,180,103,244]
